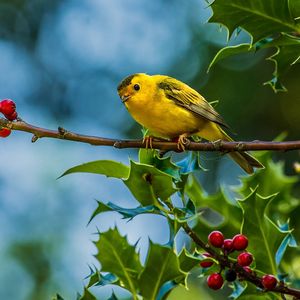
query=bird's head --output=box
[117,73,149,103]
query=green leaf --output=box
[229,281,246,299]
[265,34,300,92]
[209,0,300,44]
[178,249,202,273]
[88,200,161,224]
[237,158,299,219]
[173,199,197,223]
[185,175,242,236]
[138,243,185,300]
[275,223,297,266]
[208,33,300,92]
[176,152,204,174]
[95,228,142,298]
[289,0,300,23]
[59,160,129,178]
[78,288,97,300]
[52,295,65,300]
[124,161,177,206]
[207,44,252,72]
[85,267,100,288]
[107,292,119,300]
[237,283,279,299]
[85,269,119,288]
[139,148,181,180]
[238,189,290,275]
[156,281,177,300]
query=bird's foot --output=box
[143,136,154,149]
[176,134,190,152]
[211,139,223,151]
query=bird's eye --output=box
[133,84,140,91]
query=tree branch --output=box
[2,118,300,153]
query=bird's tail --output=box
[219,128,264,174]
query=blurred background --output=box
[0,0,299,299]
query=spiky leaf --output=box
[60,160,129,178]
[139,149,181,180]
[88,200,160,224]
[124,161,177,205]
[238,189,290,275]
[95,229,142,297]
[209,0,300,44]
[138,243,184,300]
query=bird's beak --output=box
[121,94,131,103]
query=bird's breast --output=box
[125,94,206,139]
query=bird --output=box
[117,73,263,174]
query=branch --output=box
[2,118,300,152]
[182,223,300,299]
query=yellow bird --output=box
[117,73,263,174]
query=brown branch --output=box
[182,223,300,299]
[1,118,300,153]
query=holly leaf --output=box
[238,189,290,275]
[107,292,119,300]
[178,249,202,273]
[95,228,142,297]
[77,288,97,300]
[209,0,300,44]
[237,158,299,220]
[138,243,184,300]
[176,152,205,174]
[52,295,65,300]
[85,268,119,288]
[266,35,300,92]
[229,281,246,299]
[185,175,242,238]
[275,223,297,266]
[237,282,280,300]
[88,200,160,224]
[138,148,181,180]
[59,160,129,179]
[156,281,177,300]
[124,161,177,206]
[208,33,300,92]
[207,44,252,72]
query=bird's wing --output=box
[158,77,229,128]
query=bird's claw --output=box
[143,136,154,149]
[177,134,190,152]
[211,139,223,150]
[236,142,245,151]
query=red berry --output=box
[0,99,16,116]
[200,253,214,268]
[232,234,248,250]
[261,274,277,290]
[0,128,11,137]
[243,266,252,273]
[207,273,224,290]
[208,231,224,248]
[223,239,233,252]
[237,252,253,266]
[5,111,18,121]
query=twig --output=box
[182,223,300,299]
[1,118,300,152]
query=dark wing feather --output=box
[158,77,229,128]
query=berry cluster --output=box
[0,99,18,137]
[200,230,278,291]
